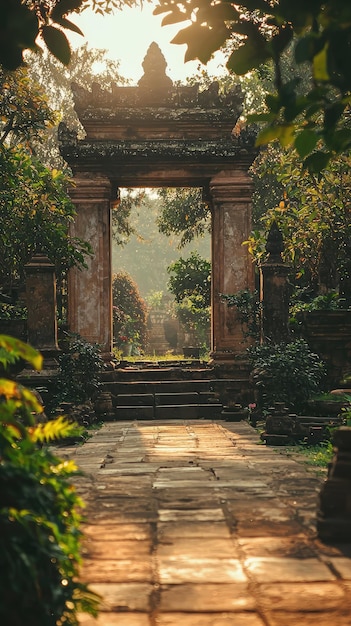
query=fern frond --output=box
[31,415,83,443]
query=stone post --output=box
[67,174,113,360]
[259,221,291,344]
[209,169,254,362]
[17,251,60,385]
[25,251,59,357]
[317,427,351,541]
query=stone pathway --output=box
[59,419,351,625]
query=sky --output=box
[70,3,226,84]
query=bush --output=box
[167,252,211,345]
[112,271,147,349]
[248,339,326,413]
[0,335,99,625]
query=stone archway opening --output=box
[111,185,211,357]
[58,42,258,366]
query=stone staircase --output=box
[96,359,252,421]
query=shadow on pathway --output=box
[59,419,351,626]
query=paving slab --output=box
[67,419,351,625]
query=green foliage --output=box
[167,251,211,305]
[246,151,351,298]
[157,188,210,248]
[51,333,104,408]
[0,335,99,625]
[0,146,91,296]
[112,192,210,297]
[155,0,351,170]
[221,289,261,341]
[248,339,326,412]
[0,302,27,320]
[112,271,148,348]
[167,252,211,344]
[175,296,210,345]
[0,65,56,147]
[28,44,128,169]
[0,0,137,70]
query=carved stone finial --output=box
[266,221,284,260]
[138,42,173,104]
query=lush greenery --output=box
[112,271,148,350]
[156,0,351,171]
[48,333,104,414]
[0,335,99,625]
[167,251,211,345]
[0,64,91,319]
[157,187,211,248]
[248,338,326,413]
[0,0,137,70]
[246,151,351,301]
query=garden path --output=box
[60,419,351,625]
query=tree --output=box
[0,65,56,148]
[155,0,351,170]
[0,0,137,70]
[167,252,211,346]
[0,147,90,295]
[0,62,90,316]
[245,151,351,299]
[157,187,210,248]
[112,271,148,349]
[27,44,128,167]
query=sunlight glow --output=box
[71,3,226,83]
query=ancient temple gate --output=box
[59,43,257,362]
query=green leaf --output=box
[303,151,331,173]
[227,38,270,75]
[266,93,281,114]
[247,112,277,123]
[294,129,318,158]
[42,25,71,66]
[54,17,84,37]
[172,23,228,64]
[255,125,284,146]
[313,44,330,81]
[0,335,42,370]
[295,35,314,64]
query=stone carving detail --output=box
[58,122,78,147]
[70,42,244,113]
[265,220,284,261]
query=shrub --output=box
[167,252,211,346]
[248,338,326,413]
[112,271,147,348]
[0,335,99,625]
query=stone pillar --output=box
[25,251,59,355]
[210,169,254,362]
[259,221,291,344]
[317,427,351,541]
[68,174,113,358]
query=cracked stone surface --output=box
[57,419,351,625]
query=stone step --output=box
[97,363,251,421]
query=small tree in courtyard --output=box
[112,271,147,350]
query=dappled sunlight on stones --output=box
[159,583,256,611]
[244,557,336,582]
[70,419,351,625]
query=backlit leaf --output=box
[42,25,71,66]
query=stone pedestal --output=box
[18,252,59,388]
[210,170,254,362]
[317,427,351,541]
[68,174,113,359]
[260,222,291,344]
